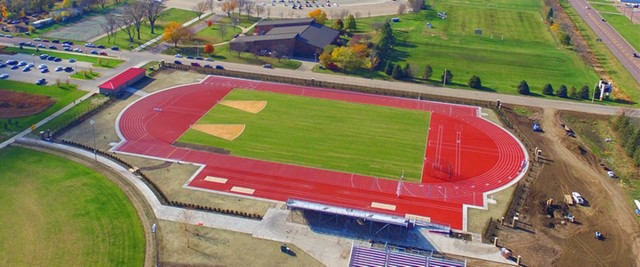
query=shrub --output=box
[384,62,394,75]
[468,75,482,89]
[517,80,530,95]
[441,69,453,85]
[569,86,577,98]
[578,85,590,99]
[391,64,404,79]
[423,64,432,80]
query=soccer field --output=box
[0,147,144,266]
[179,89,431,181]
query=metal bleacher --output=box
[348,243,466,267]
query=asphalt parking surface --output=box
[0,49,98,85]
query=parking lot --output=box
[0,52,94,85]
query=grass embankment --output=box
[3,46,124,68]
[0,146,145,266]
[36,93,109,133]
[562,0,640,105]
[94,8,199,50]
[70,70,101,80]
[190,15,258,44]
[0,80,84,141]
[179,89,430,181]
[322,0,598,97]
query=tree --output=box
[101,14,119,44]
[333,19,344,31]
[219,23,227,39]
[578,85,590,99]
[374,21,394,62]
[207,0,215,14]
[331,46,364,72]
[345,14,357,31]
[441,69,453,85]
[625,129,640,157]
[569,86,577,98]
[407,0,424,13]
[123,1,147,40]
[397,4,406,15]
[403,63,412,78]
[243,0,255,16]
[62,0,72,8]
[560,33,571,46]
[634,146,640,167]
[518,80,530,95]
[220,0,238,17]
[163,22,191,47]
[119,17,136,43]
[145,0,165,34]
[319,51,332,67]
[557,84,568,98]
[308,9,328,25]
[255,5,264,18]
[423,64,433,80]
[204,43,214,54]
[384,62,394,75]
[192,1,208,20]
[542,84,554,95]
[468,75,482,89]
[391,64,404,79]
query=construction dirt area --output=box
[493,106,640,266]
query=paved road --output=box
[574,0,640,84]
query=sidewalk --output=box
[133,12,214,52]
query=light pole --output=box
[89,119,97,161]
[314,52,317,63]
[31,53,35,65]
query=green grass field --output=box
[0,146,145,266]
[0,80,85,142]
[179,89,430,181]
[35,93,109,133]
[333,0,598,96]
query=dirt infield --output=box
[191,124,245,141]
[0,90,55,119]
[219,100,267,114]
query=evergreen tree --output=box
[518,80,530,95]
[468,75,482,89]
[569,86,578,98]
[384,62,394,75]
[441,69,453,85]
[557,85,568,98]
[345,14,357,31]
[624,129,640,157]
[542,84,554,95]
[578,85,590,99]
[403,63,412,78]
[392,64,404,79]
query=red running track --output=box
[114,76,527,230]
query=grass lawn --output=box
[179,89,430,181]
[93,8,199,50]
[163,44,302,69]
[0,146,145,266]
[35,94,109,133]
[327,0,598,97]
[192,24,242,44]
[0,80,85,141]
[70,70,102,80]
[563,1,640,104]
[4,46,124,68]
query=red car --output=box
[99,52,108,56]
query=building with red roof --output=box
[98,67,146,95]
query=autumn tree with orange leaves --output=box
[220,0,238,17]
[308,9,327,24]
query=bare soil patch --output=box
[493,106,640,267]
[192,124,245,141]
[0,90,55,119]
[219,100,267,114]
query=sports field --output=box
[179,89,431,181]
[0,147,145,266]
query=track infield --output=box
[114,76,528,230]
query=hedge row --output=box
[170,201,263,220]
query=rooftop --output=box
[98,67,145,90]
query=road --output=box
[573,0,640,84]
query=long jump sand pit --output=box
[219,100,267,114]
[191,124,245,141]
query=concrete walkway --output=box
[15,137,516,266]
[133,12,214,52]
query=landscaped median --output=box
[2,46,124,68]
[70,70,101,80]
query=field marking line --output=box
[204,176,228,184]
[371,202,396,211]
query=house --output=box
[229,18,339,58]
[98,67,146,96]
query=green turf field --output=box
[343,0,598,95]
[0,147,145,266]
[179,89,430,181]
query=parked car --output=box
[203,64,212,68]
[68,58,76,63]
[195,56,203,60]
[52,39,60,43]
[5,35,12,38]
[204,57,213,61]
[0,63,6,68]
[40,68,48,73]
[174,60,182,65]
[0,73,8,79]
[36,78,46,85]
[5,60,17,65]
[190,62,201,67]
[97,45,106,49]
[54,66,63,72]
[54,58,62,62]
[63,47,71,51]
[39,54,48,59]
[186,55,194,59]
[99,52,108,56]
[111,46,119,51]
[64,66,73,72]
[34,38,42,41]
[63,41,74,45]
[17,61,27,66]
[215,65,224,70]
[90,50,98,54]
[10,65,18,70]
[262,64,273,68]
[48,45,57,49]
[37,44,46,48]
[175,54,183,58]
[72,48,82,52]
[38,64,47,69]
[571,192,585,205]
[47,56,56,61]
[22,66,31,72]
[85,42,96,47]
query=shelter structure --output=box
[98,67,146,96]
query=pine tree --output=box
[392,64,404,79]
[384,62,394,75]
[441,69,453,85]
[542,84,554,95]
[557,85,568,98]
[578,85,590,99]
[468,75,482,89]
[518,80,530,95]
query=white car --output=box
[38,64,47,69]
[571,192,585,205]
[54,66,63,72]
[175,54,183,58]
[0,73,8,79]
[607,171,616,178]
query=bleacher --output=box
[349,244,466,267]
